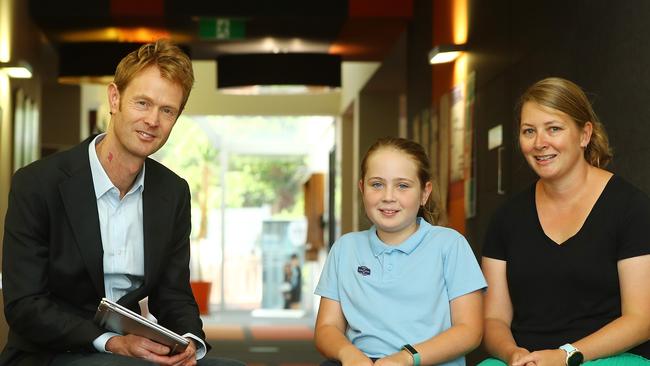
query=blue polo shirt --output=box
[315,218,486,365]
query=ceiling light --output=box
[428,44,465,64]
[0,60,33,78]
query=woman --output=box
[480,77,650,366]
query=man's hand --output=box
[106,334,197,366]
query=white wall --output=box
[185,61,341,116]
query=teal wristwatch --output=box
[401,344,421,366]
[559,343,584,366]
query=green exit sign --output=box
[199,18,246,40]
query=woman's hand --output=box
[511,348,565,366]
[508,346,536,366]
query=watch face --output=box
[568,351,584,366]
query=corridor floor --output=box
[202,309,322,366]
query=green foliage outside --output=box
[153,116,307,240]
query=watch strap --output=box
[559,343,583,366]
[559,343,578,353]
[402,344,421,366]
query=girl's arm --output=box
[482,257,532,364]
[376,290,483,366]
[314,297,373,366]
[513,255,650,366]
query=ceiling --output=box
[28,0,413,83]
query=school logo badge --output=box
[357,265,371,276]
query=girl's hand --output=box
[339,346,374,366]
[511,348,565,366]
[340,354,374,366]
[374,350,412,366]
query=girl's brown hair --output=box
[518,77,613,168]
[360,137,445,225]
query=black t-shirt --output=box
[483,175,650,357]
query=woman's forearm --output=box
[575,313,650,361]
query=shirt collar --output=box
[88,134,145,199]
[369,217,430,256]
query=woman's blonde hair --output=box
[113,39,194,113]
[518,77,613,168]
[360,137,445,225]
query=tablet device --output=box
[94,298,189,354]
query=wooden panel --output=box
[303,173,324,260]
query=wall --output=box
[355,92,401,230]
[185,61,341,116]
[41,84,82,152]
[466,0,650,254]
[0,0,58,349]
[352,35,406,231]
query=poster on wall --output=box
[420,108,430,155]
[13,90,40,171]
[412,113,421,144]
[464,72,477,218]
[429,107,439,183]
[13,88,26,172]
[449,83,466,182]
[438,93,450,214]
[24,98,39,165]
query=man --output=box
[1,40,243,366]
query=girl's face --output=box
[359,148,432,245]
[519,102,592,181]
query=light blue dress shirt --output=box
[88,134,206,358]
[89,135,146,302]
[315,218,487,365]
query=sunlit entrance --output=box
[154,115,333,313]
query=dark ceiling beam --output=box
[216,53,341,89]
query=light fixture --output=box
[428,44,465,64]
[0,60,33,78]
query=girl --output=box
[314,137,486,366]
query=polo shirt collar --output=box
[369,217,430,256]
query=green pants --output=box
[477,353,649,366]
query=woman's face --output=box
[519,101,592,181]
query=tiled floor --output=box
[202,309,322,366]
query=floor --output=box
[202,309,322,366]
[201,308,489,365]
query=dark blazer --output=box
[1,137,206,365]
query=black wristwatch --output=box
[401,344,420,366]
[559,344,584,366]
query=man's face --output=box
[108,65,184,160]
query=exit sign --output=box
[199,18,245,40]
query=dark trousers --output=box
[49,353,245,366]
